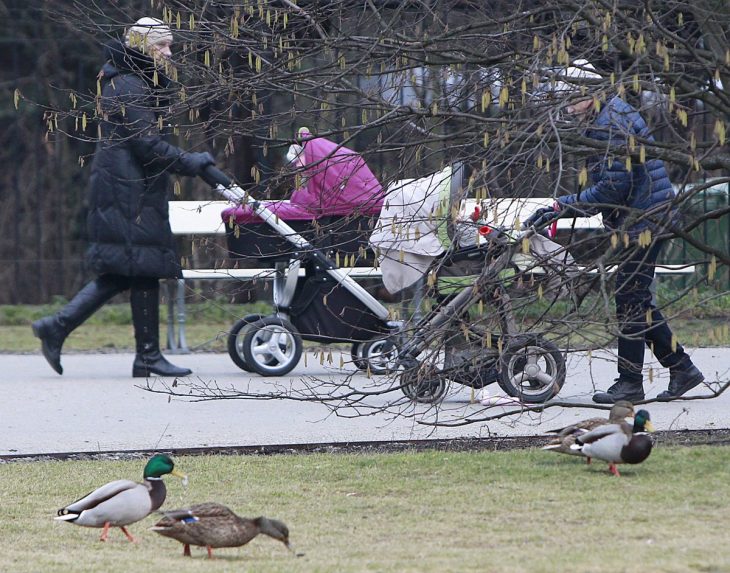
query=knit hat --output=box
[553,59,602,95]
[125,17,173,51]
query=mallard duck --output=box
[55,454,186,542]
[151,502,293,558]
[570,409,654,476]
[541,400,635,464]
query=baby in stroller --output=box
[221,127,383,248]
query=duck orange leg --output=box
[207,545,215,559]
[120,526,137,543]
[183,544,191,557]
[99,522,111,542]
[608,463,621,477]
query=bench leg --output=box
[165,279,190,354]
[175,278,190,354]
[166,279,178,352]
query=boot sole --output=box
[592,393,645,404]
[132,367,193,378]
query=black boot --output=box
[657,363,705,401]
[131,284,192,378]
[31,277,124,374]
[592,377,645,404]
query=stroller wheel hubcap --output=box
[252,327,295,365]
[524,363,541,378]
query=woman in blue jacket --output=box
[526,62,704,403]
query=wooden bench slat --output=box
[181,267,384,280]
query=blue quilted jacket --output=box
[558,96,677,235]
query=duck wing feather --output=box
[575,423,627,445]
[546,417,606,437]
[156,502,236,525]
[59,479,139,515]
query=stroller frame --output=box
[393,227,567,404]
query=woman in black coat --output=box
[33,17,215,377]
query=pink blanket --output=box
[221,132,383,225]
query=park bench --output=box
[167,198,696,353]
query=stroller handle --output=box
[200,165,233,188]
[200,166,248,203]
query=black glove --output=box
[523,204,561,229]
[182,151,216,175]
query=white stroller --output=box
[369,163,583,403]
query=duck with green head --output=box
[570,409,655,476]
[151,502,293,558]
[541,400,635,464]
[55,454,186,542]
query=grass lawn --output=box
[2,446,730,573]
[1,299,730,354]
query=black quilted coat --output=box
[86,41,211,278]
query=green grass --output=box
[2,285,730,353]
[2,447,730,572]
[0,302,269,353]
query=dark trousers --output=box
[94,274,159,296]
[615,240,690,382]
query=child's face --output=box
[565,97,594,116]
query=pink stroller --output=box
[218,131,392,375]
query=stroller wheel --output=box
[399,364,448,404]
[227,314,267,371]
[497,335,565,403]
[360,337,398,375]
[241,316,303,376]
[350,342,368,370]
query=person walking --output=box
[525,60,704,403]
[32,17,215,377]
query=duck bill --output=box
[171,469,188,485]
[643,420,655,433]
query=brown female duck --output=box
[151,502,293,558]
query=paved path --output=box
[1,348,728,456]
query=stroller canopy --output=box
[369,165,456,294]
[222,130,384,224]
